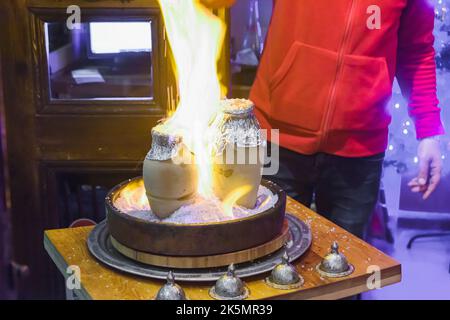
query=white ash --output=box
[118,185,278,224]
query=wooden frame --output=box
[29,7,167,115]
[27,2,230,115]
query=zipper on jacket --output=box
[319,0,357,151]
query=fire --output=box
[115,179,149,211]
[157,0,226,198]
[222,185,253,218]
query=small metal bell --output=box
[316,241,354,278]
[265,250,304,290]
[209,264,249,300]
[155,271,187,300]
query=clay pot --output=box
[143,127,197,218]
[212,99,265,208]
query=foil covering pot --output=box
[143,126,197,219]
[146,127,182,161]
[209,264,249,300]
[316,241,354,278]
[214,99,263,152]
[265,251,304,289]
[212,99,266,208]
[155,271,187,300]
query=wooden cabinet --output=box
[0,0,229,298]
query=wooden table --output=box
[44,197,401,300]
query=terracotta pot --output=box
[212,99,265,208]
[143,127,197,218]
[213,145,264,208]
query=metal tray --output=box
[87,214,311,282]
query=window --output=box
[45,21,154,101]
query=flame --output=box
[258,193,272,208]
[157,0,226,198]
[222,185,253,218]
[115,179,149,212]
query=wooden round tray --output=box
[110,220,290,268]
[106,178,286,257]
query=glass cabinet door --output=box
[45,20,154,101]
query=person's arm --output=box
[396,0,445,199]
[200,0,236,9]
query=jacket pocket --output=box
[269,42,338,132]
[332,54,392,131]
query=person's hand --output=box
[408,137,443,200]
[200,0,236,9]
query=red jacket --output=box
[250,0,445,157]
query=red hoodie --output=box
[250,0,445,157]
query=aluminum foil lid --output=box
[214,99,264,154]
[146,126,183,161]
[222,99,254,116]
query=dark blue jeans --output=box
[267,146,384,239]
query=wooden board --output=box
[44,197,402,300]
[110,220,290,269]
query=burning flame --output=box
[157,0,226,198]
[222,184,253,218]
[115,179,149,211]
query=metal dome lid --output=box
[155,271,187,300]
[316,242,354,278]
[265,250,304,290]
[209,264,249,300]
